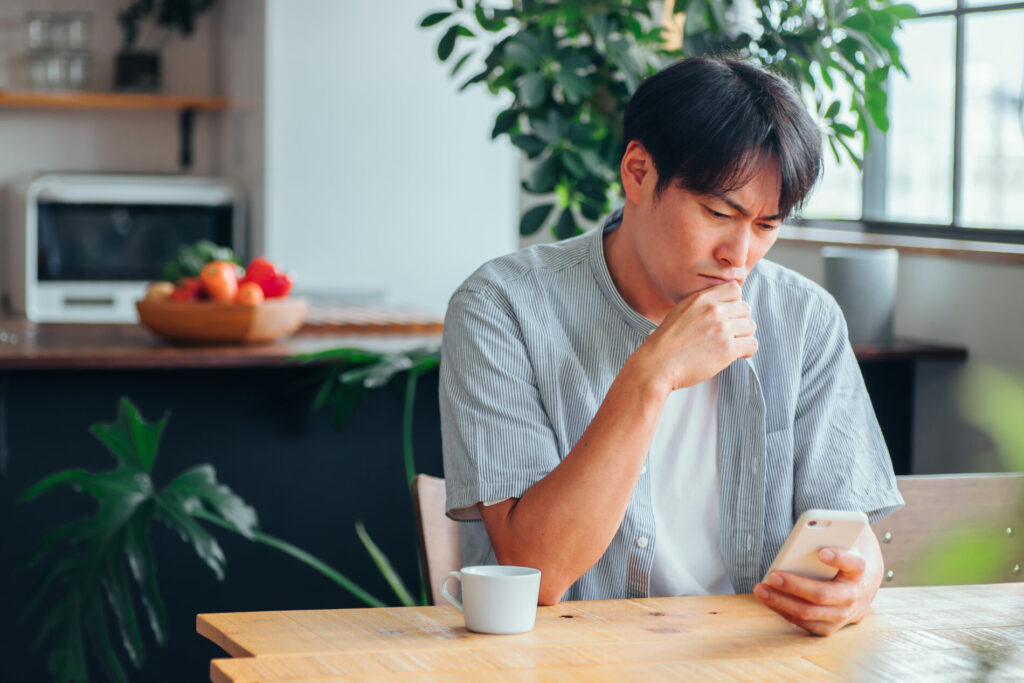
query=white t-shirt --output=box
[648,377,735,596]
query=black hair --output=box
[621,56,822,219]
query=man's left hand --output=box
[752,529,884,636]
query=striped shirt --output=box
[440,209,904,599]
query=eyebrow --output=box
[714,194,782,222]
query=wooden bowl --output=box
[136,298,308,345]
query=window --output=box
[801,0,1024,243]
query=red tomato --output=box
[235,281,265,305]
[200,261,239,303]
[261,272,293,299]
[170,277,202,301]
[245,257,278,283]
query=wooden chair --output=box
[411,474,462,605]
[872,474,1024,587]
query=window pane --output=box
[964,0,1020,9]
[885,17,955,224]
[802,72,862,221]
[913,0,956,11]
[961,9,1024,229]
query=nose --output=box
[714,225,751,269]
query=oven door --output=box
[23,175,246,322]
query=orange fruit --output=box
[200,261,238,303]
[236,281,265,305]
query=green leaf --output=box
[491,108,518,139]
[18,518,93,572]
[154,501,227,580]
[519,72,547,108]
[437,24,460,61]
[824,100,840,120]
[458,68,488,91]
[833,122,856,137]
[865,88,890,131]
[510,133,547,158]
[124,515,167,646]
[554,69,594,103]
[419,11,451,28]
[519,204,554,236]
[450,51,473,77]
[89,398,168,473]
[524,153,560,193]
[163,464,259,539]
[505,40,541,69]
[887,4,919,20]
[84,592,129,683]
[101,554,145,668]
[561,151,588,179]
[843,12,873,33]
[355,521,417,606]
[340,353,414,389]
[554,207,579,239]
[531,110,566,145]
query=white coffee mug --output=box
[440,565,541,634]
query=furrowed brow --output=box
[715,194,781,221]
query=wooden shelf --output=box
[0,90,227,112]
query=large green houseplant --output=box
[421,0,916,238]
[18,398,386,683]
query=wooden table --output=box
[198,584,1024,681]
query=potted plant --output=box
[421,0,916,239]
[115,0,219,92]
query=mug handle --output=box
[440,570,463,612]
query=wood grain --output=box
[873,474,1024,586]
[0,315,441,370]
[198,585,1024,681]
[411,474,462,606]
[0,90,228,111]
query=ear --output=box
[620,140,653,205]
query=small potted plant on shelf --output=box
[115,0,219,92]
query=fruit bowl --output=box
[136,298,308,345]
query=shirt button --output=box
[636,537,649,548]
[641,466,647,475]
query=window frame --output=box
[795,0,1024,244]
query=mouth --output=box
[699,274,739,285]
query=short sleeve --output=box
[792,294,904,523]
[440,286,561,520]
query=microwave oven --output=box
[4,173,247,322]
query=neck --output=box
[603,206,674,324]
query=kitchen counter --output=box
[0,316,441,370]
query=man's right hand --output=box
[631,281,757,395]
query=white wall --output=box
[0,0,223,184]
[770,241,1024,474]
[263,0,518,314]
[219,0,265,257]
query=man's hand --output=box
[753,528,884,636]
[633,281,757,393]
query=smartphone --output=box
[764,509,869,582]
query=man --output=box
[440,56,903,636]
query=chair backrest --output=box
[411,474,462,605]
[871,474,1024,587]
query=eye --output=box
[704,206,730,219]
[759,223,781,232]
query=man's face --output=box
[620,143,783,309]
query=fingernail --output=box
[820,549,835,561]
[767,573,783,587]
